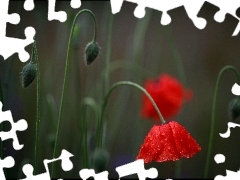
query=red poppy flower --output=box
[141,74,193,121]
[136,121,201,163]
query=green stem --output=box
[96,81,166,148]
[81,104,88,168]
[81,97,100,124]
[33,38,41,175]
[100,7,114,148]
[80,97,99,168]
[104,8,114,93]
[51,9,97,178]
[126,10,152,155]
[91,59,154,98]
[204,65,240,178]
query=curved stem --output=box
[91,59,154,98]
[204,65,240,178]
[81,97,100,123]
[96,81,166,148]
[51,9,97,178]
[33,38,41,175]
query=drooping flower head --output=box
[141,74,193,121]
[85,41,100,65]
[136,121,201,163]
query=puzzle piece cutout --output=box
[213,82,240,180]
[70,0,81,9]
[23,0,81,22]
[111,0,206,29]
[219,122,240,138]
[0,156,14,180]
[0,0,35,62]
[0,101,28,150]
[231,83,240,96]
[215,170,240,180]
[214,154,240,180]
[79,169,109,180]
[116,159,158,180]
[0,0,82,62]
[215,154,226,164]
[110,0,240,36]
[20,149,73,180]
[24,0,35,11]
[48,0,81,22]
[208,0,240,36]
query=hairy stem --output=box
[33,38,41,175]
[51,9,97,178]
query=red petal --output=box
[169,121,201,158]
[136,121,201,163]
[141,74,193,121]
[136,124,181,163]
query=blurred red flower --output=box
[141,74,193,121]
[136,121,201,163]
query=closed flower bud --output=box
[228,97,240,121]
[84,41,99,65]
[21,62,36,88]
[92,148,110,173]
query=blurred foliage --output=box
[1,1,240,178]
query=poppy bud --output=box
[21,62,36,88]
[84,41,99,65]
[228,97,240,121]
[92,148,109,173]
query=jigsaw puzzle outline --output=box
[110,0,240,36]
[0,0,81,62]
[20,149,74,180]
[1,0,240,179]
[0,156,15,180]
[212,82,240,179]
[214,153,240,180]
[0,0,35,62]
[79,159,158,180]
[0,101,28,150]
[1,0,240,63]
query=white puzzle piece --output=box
[0,156,14,180]
[0,0,35,62]
[20,149,74,180]
[116,159,158,180]
[0,101,28,150]
[110,0,240,36]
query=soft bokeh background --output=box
[1,1,240,178]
